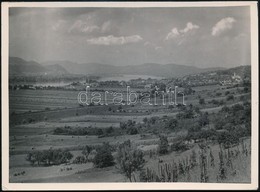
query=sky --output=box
[9,6,251,68]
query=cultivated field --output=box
[9,82,251,183]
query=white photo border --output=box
[1,1,258,190]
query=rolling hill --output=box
[42,60,225,78]
[9,57,226,78]
[9,57,68,75]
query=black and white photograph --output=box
[1,1,258,190]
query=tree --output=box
[116,140,145,182]
[149,117,157,125]
[93,142,115,168]
[82,145,93,158]
[218,145,226,180]
[120,122,127,130]
[106,126,114,134]
[73,155,87,164]
[194,106,201,114]
[26,149,73,166]
[158,135,169,155]
[225,91,230,95]
[190,150,198,168]
[143,117,148,124]
[199,112,209,127]
[217,131,239,148]
[120,120,139,135]
[199,146,209,182]
[96,128,104,136]
[184,87,195,95]
[209,149,215,167]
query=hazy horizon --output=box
[9,6,251,68]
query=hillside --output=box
[45,64,69,75]
[9,57,228,78]
[216,65,251,78]
[43,60,225,78]
[9,57,68,75]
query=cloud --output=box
[180,22,199,33]
[68,20,99,34]
[211,17,236,36]
[165,22,199,40]
[87,35,143,45]
[165,28,180,40]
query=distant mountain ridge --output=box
[42,60,226,78]
[9,57,68,75]
[10,57,226,78]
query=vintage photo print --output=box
[1,1,258,190]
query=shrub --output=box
[198,113,209,127]
[82,145,94,156]
[217,131,239,148]
[165,118,178,130]
[96,128,104,136]
[199,98,205,105]
[120,122,127,130]
[168,105,174,109]
[93,142,114,168]
[200,129,217,140]
[127,127,138,135]
[226,95,234,101]
[143,117,148,124]
[73,155,87,164]
[171,141,189,152]
[106,126,114,134]
[216,92,222,96]
[240,95,245,101]
[28,118,35,123]
[149,117,157,125]
[26,149,73,166]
